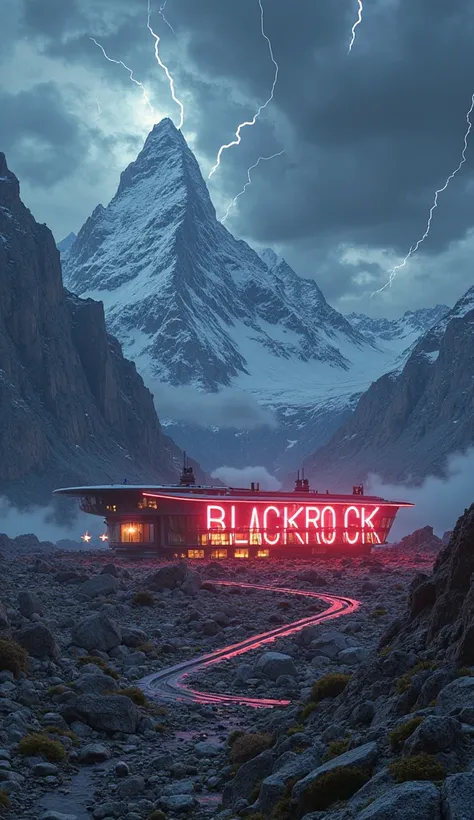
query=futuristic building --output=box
[54,461,413,559]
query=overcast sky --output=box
[1,0,474,317]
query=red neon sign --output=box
[205,502,388,546]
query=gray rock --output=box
[255,652,297,681]
[14,624,59,660]
[100,563,118,577]
[181,570,202,596]
[0,602,9,632]
[194,741,222,758]
[259,748,321,815]
[92,803,125,820]
[78,574,118,599]
[157,794,198,813]
[116,774,145,799]
[339,646,368,664]
[404,715,462,756]
[39,813,78,820]
[222,749,275,808]
[355,781,440,820]
[145,563,188,590]
[351,701,375,726]
[299,628,349,656]
[73,673,118,696]
[202,619,220,636]
[78,743,110,763]
[436,677,474,716]
[350,768,395,813]
[115,761,130,777]
[18,590,43,618]
[33,762,58,777]
[292,742,378,814]
[234,663,254,683]
[71,613,121,652]
[62,694,140,734]
[442,771,474,819]
[121,626,147,648]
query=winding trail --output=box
[140,581,360,709]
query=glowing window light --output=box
[234,549,249,559]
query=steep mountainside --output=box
[347,305,449,347]
[303,287,474,488]
[0,153,202,505]
[63,119,432,475]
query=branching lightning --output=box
[221,150,284,223]
[147,0,184,129]
[374,92,474,295]
[348,0,363,53]
[159,0,176,36]
[90,37,154,114]
[208,0,279,179]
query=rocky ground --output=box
[1,525,471,820]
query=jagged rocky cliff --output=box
[0,153,201,505]
[303,287,474,488]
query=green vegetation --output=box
[229,732,274,765]
[269,799,291,820]
[18,733,66,762]
[154,723,167,733]
[456,667,474,678]
[132,591,155,607]
[227,729,245,746]
[395,661,436,694]
[114,687,147,707]
[299,767,371,814]
[47,685,68,697]
[370,608,388,619]
[0,638,28,678]
[249,779,263,803]
[324,738,350,761]
[43,726,79,745]
[310,673,351,702]
[136,642,156,654]
[300,702,318,720]
[0,791,9,810]
[78,655,119,679]
[287,723,305,736]
[146,812,167,820]
[388,753,446,783]
[388,717,425,751]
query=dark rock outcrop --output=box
[0,152,203,504]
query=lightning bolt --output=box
[159,0,176,36]
[208,0,279,179]
[147,0,184,129]
[374,92,474,295]
[221,150,284,223]
[95,99,102,119]
[348,0,363,53]
[90,37,155,115]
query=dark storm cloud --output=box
[6,0,474,307]
[0,83,87,186]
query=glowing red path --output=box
[140,581,360,708]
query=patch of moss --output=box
[147,812,167,820]
[154,723,167,733]
[0,638,28,679]
[388,717,425,751]
[78,655,119,679]
[18,733,66,762]
[456,667,474,678]
[132,591,155,607]
[114,687,147,707]
[136,642,155,654]
[0,790,9,810]
[310,673,351,702]
[230,732,274,765]
[227,729,245,747]
[324,738,350,761]
[388,753,446,783]
[300,702,318,720]
[249,779,263,803]
[287,723,305,736]
[300,766,371,814]
[370,608,388,619]
[47,685,68,697]
[43,726,80,746]
[269,798,292,820]
[395,661,436,694]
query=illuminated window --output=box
[138,497,158,510]
[249,531,262,545]
[120,523,155,543]
[211,549,228,559]
[106,504,117,512]
[257,549,269,558]
[234,548,249,559]
[210,532,230,546]
[198,534,209,545]
[188,549,205,559]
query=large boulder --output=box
[78,574,118,599]
[62,694,140,734]
[18,591,43,619]
[355,781,440,820]
[292,742,378,815]
[442,771,474,819]
[73,673,118,696]
[258,748,321,815]
[0,602,9,633]
[181,570,202,597]
[436,677,474,716]
[145,563,188,590]
[121,626,147,648]
[71,613,121,652]
[255,652,297,681]
[222,749,275,808]
[14,624,59,660]
[404,715,462,756]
